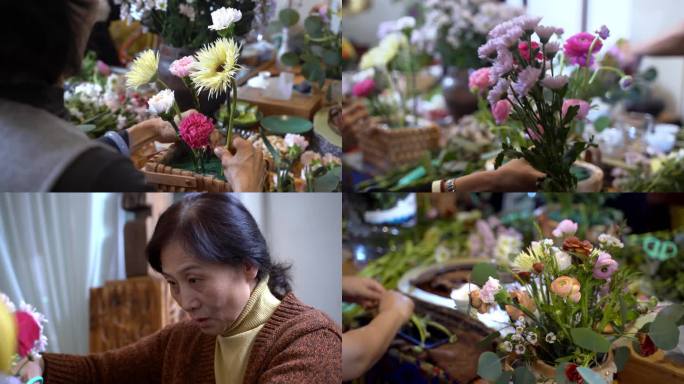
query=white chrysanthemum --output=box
[598,234,624,249]
[0,293,15,312]
[126,49,159,88]
[147,89,175,115]
[208,7,242,31]
[191,38,242,99]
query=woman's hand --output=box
[491,159,546,192]
[342,276,385,308]
[214,137,265,192]
[11,356,43,382]
[126,118,177,153]
[378,291,414,324]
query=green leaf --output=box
[280,52,300,67]
[570,328,610,353]
[301,61,325,86]
[477,352,502,382]
[658,304,684,324]
[78,124,96,133]
[648,313,679,350]
[495,371,513,384]
[577,367,608,384]
[513,366,535,384]
[593,116,611,132]
[554,363,572,384]
[614,346,630,372]
[313,170,341,192]
[322,49,341,66]
[471,263,499,287]
[278,8,300,27]
[304,16,324,37]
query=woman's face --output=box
[160,241,258,336]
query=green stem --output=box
[225,78,238,150]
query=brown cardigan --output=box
[42,293,341,383]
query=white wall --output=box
[342,0,407,46]
[259,193,342,324]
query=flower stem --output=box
[225,78,238,151]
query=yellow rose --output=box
[0,301,16,373]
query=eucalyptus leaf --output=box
[471,263,499,286]
[494,371,512,384]
[477,351,502,382]
[513,366,535,384]
[570,328,610,353]
[554,363,572,384]
[313,170,341,192]
[593,116,611,132]
[658,304,684,324]
[304,16,324,37]
[280,52,300,67]
[577,367,607,384]
[648,313,679,350]
[614,346,630,372]
[278,8,299,27]
[322,49,341,66]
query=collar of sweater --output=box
[220,276,281,337]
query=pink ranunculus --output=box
[492,99,512,125]
[352,78,376,98]
[562,99,590,120]
[552,219,578,238]
[563,32,603,67]
[593,251,618,280]
[169,56,196,78]
[518,41,543,62]
[284,133,309,151]
[179,112,215,149]
[15,311,41,358]
[469,67,491,95]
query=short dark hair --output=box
[0,1,78,85]
[146,194,292,299]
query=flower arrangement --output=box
[478,16,633,191]
[249,134,341,192]
[411,0,523,69]
[124,6,245,172]
[0,294,47,383]
[612,149,684,192]
[113,0,257,50]
[467,219,683,384]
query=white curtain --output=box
[0,193,125,354]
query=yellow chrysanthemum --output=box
[0,300,16,373]
[190,38,242,98]
[126,49,159,88]
[359,33,406,70]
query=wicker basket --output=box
[359,123,441,172]
[142,144,231,192]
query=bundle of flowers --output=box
[113,0,259,50]
[249,133,341,192]
[0,293,48,383]
[478,16,632,191]
[65,54,156,138]
[411,0,523,69]
[466,219,683,384]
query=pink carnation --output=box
[352,78,376,98]
[563,32,603,67]
[492,99,512,125]
[469,68,491,94]
[16,310,41,358]
[169,56,196,78]
[179,112,215,149]
[562,99,590,120]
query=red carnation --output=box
[15,311,41,358]
[564,363,584,384]
[179,112,215,149]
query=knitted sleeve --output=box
[42,325,170,384]
[256,324,342,383]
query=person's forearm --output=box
[633,22,684,57]
[342,311,406,380]
[452,170,494,192]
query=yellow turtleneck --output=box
[214,277,281,384]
